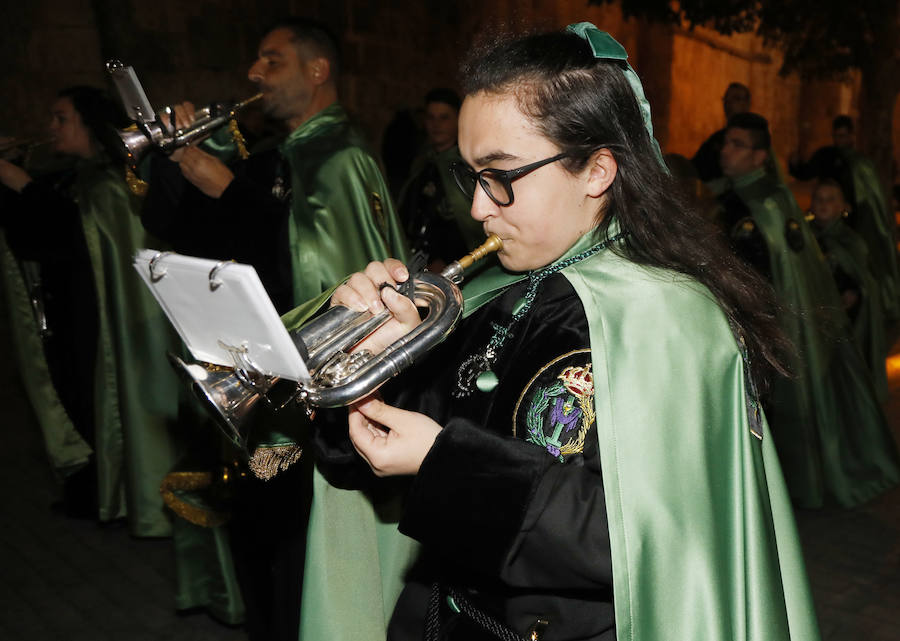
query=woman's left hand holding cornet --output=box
[348,396,441,476]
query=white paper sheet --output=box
[134,250,310,382]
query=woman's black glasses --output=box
[449,152,569,206]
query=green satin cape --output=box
[295,230,820,641]
[280,103,408,306]
[729,169,900,507]
[0,234,92,476]
[77,159,182,535]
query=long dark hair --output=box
[461,29,790,390]
[57,85,129,160]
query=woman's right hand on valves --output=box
[331,259,422,355]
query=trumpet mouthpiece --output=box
[457,234,502,270]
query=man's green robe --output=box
[244,104,408,465]
[280,103,408,307]
[293,229,820,641]
[815,217,889,402]
[164,104,409,623]
[77,159,182,536]
[722,168,899,508]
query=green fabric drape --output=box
[77,160,182,535]
[172,510,245,624]
[296,228,820,641]
[563,234,818,641]
[0,233,92,476]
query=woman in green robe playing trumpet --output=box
[293,23,821,641]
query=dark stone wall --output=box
[3,0,878,176]
[1,0,479,149]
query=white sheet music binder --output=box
[134,250,310,382]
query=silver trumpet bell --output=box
[174,235,502,452]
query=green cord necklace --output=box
[453,231,627,398]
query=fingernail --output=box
[398,267,409,280]
[369,299,384,312]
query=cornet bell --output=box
[169,235,502,453]
[169,354,265,451]
[113,125,157,169]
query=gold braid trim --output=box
[159,471,230,528]
[228,118,250,159]
[125,166,149,196]
[248,445,303,481]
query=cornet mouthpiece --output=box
[457,234,502,271]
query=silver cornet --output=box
[172,235,503,452]
[112,93,262,169]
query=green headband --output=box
[566,22,666,168]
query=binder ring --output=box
[217,340,268,394]
[209,260,235,291]
[149,251,172,282]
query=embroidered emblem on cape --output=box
[513,349,595,462]
[271,157,292,202]
[371,191,389,242]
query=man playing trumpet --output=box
[142,17,406,314]
[140,17,406,641]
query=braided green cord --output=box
[485,231,627,356]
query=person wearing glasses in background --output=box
[292,25,821,641]
[711,112,900,511]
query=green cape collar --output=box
[280,103,348,150]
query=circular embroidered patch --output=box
[512,349,595,461]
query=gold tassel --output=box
[248,445,303,481]
[125,165,149,196]
[159,471,230,528]
[228,118,250,160]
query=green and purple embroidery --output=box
[525,364,595,461]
